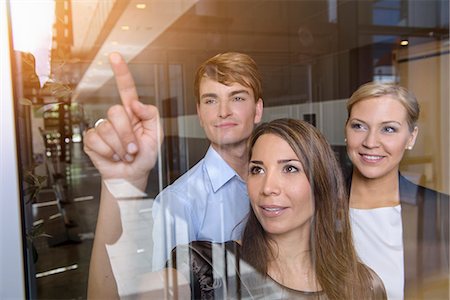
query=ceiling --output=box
[61,0,448,104]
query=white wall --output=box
[0,1,26,298]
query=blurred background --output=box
[1,0,448,298]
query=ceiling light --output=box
[400,40,409,46]
[136,4,146,9]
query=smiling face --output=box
[345,96,418,181]
[247,133,314,239]
[197,77,263,150]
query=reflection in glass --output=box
[7,0,448,298]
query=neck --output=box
[267,231,320,292]
[212,143,249,180]
[269,228,311,259]
[350,169,400,208]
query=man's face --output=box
[197,77,263,149]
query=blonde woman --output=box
[345,82,449,299]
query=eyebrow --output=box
[200,93,218,100]
[250,159,300,164]
[200,89,250,100]
[229,90,250,97]
[350,118,402,126]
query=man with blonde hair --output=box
[152,52,264,269]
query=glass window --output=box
[6,0,449,298]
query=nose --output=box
[218,101,231,118]
[262,170,281,196]
[362,129,380,148]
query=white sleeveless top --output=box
[350,205,404,300]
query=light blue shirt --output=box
[151,146,250,270]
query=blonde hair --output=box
[194,52,262,103]
[346,82,420,132]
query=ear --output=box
[196,103,204,128]
[406,126,419,149]
[254,98,263,124]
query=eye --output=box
[283,165,299,173]
[233,96,245,102]
[350,122,366,131]
[382,126,397,133]
[249,165,264,175]
[204,98,216,104]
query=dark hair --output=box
[194,52,262,103]
[241,118,382,299]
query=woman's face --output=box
[247,133,314,239]
[345,96,418,181]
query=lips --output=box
[260,205,287,217]
[215,122,237,128]
[360,153,385,163]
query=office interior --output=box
[1,0,449,298]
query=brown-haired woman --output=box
[168,119,386,299]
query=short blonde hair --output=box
[346,82,420,132]
[194,52,262,103]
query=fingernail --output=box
[127,142,137,154]
[112,154,120,161]
[110,52,121,64]
[125,154,134,162]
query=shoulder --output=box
[155,158,209,198]
[172,158,208,187]
[399,174,449,204]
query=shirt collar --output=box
[204,146,242,192]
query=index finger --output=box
[109,52,139,123]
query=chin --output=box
[356,169,390,180]
[214,137,246,147]
[262,225,288,236]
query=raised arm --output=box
[83,52,162,186]
[85,52,163,299]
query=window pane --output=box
[8,0,448,298]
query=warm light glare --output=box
[121,25,130,31]
[10,0,55,87]
[136,3,146,9]
[400,40,409,46]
